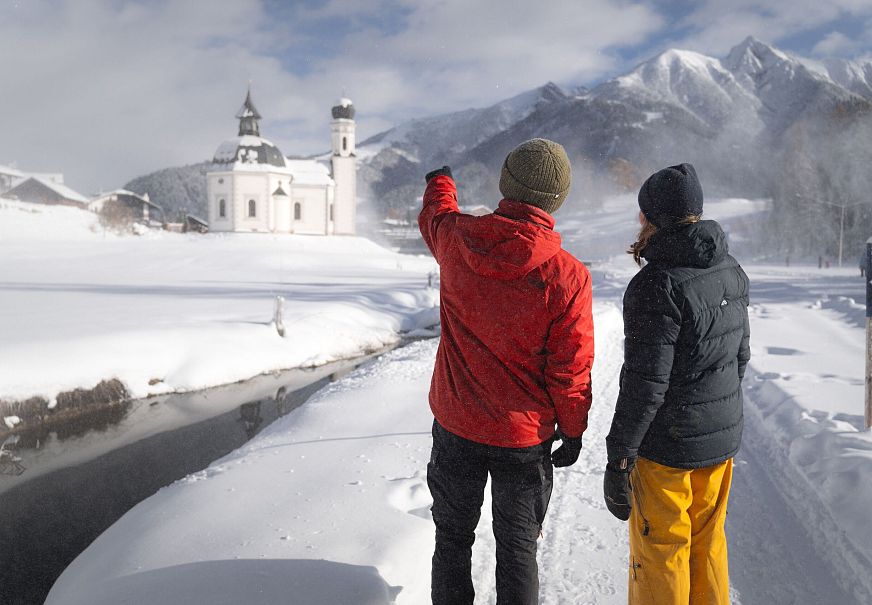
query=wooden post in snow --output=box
[275,296,285,337]
[866,238,872,430]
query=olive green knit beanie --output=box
[499,138,571,214]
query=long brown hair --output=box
[628,214,702,266]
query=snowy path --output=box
[726,426,856,605]
[467,300,860,604]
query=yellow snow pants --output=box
[627,457,733,605]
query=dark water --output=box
[0,356,378,605]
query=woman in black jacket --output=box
[603,163,750,605]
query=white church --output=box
[206,90,357,235]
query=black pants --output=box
[427,420,553,605]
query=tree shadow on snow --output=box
[77,559,402,605]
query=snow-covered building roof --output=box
[3,176,88,205]
[89,189,163,213]
[28,172,64,185]
[0,164,24,179]
[36,178,89,204]
[213,135,287,168]
[331,97,355,120]
[284,160,334,186]
[236,90,262,121]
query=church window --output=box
[248,199,257,217]
[342,136,347,152]
[218,199,226,218]
[329,204,334,221]
[294,202,302,220]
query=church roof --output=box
[235,89,262,120]
[284,160,334,186]
[331,97,355,120]
[213,135,287,168]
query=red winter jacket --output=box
[419,175,594,447]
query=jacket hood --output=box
[456,199,562,279]
[642,220,728,268]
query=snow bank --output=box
[741,268,872,603]
[0,199,102,241]
[0,201,438,404]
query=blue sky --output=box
[1,0,871,193]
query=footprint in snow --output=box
[386,474,432,520]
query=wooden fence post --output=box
[275,296,285,337]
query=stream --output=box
[0,352,385,605]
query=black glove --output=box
[604,459,635,521]
[551,433,583,468]
[425,165,453,183]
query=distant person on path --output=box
[420,139,595,605]
[603,164,750,605]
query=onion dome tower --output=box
[330,97,356,235]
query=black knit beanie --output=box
[638,163,703,227]
[499,138,571,214]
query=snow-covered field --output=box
[0,200,438,404]
[5,197,871,603]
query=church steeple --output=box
[236,87,262,137]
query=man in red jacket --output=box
[420,138,595,605]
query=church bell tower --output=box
[330,97,356,235]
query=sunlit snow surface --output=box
[0,200,438,403]
[6,196,870,604]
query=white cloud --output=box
[3,0,872,195]
[0,0,667,193]
[812,31,860,56]
[0,0,316,193]
[668,1,872,56]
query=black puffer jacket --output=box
[606,220,750,469]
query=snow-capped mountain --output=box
[360,81,570,163]
[821,56,872,99]
[352,37,872,210]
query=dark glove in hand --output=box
[425,165,453,183]
[604,460,634,521]
[551,433,583,468]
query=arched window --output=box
[218,199,226,218]
[248,199,256,218]
[294,202,302,220]
[329,204,334,221]
[342,136,347,152]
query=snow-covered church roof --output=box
[212,89,288,168]
[331,97,355,120]
[284,160,333,186]
[213,135,287,168]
